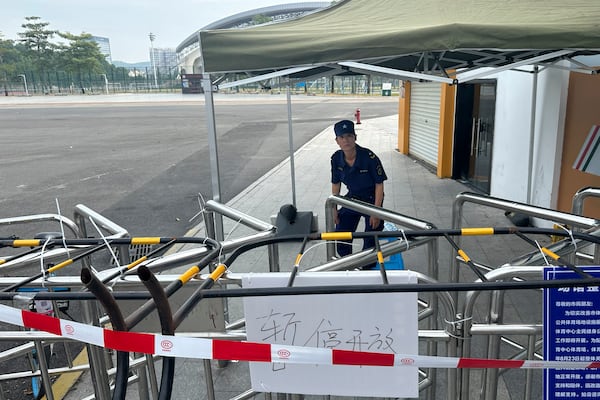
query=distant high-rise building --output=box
[149,48,178,75]
[91,36,112,64]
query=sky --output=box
[2,0,325,63]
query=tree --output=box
[18,16,57,67]
[0,38,22,75]
[57,32,106,74]
[56,32,108,93]
[0,37,28,95]
[18,16,58,90]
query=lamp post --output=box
[17,74,29,96]
[148,32,158,89]
[100,74,109,94]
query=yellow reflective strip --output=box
[458,249,471,262]
[13,240,41,247]
[126,256,147,270]
[131,237,162,245]
[180,266,200,284]
[377,252,384,264]
[294,254,302,266]
[48,259,73,273]
[0,259,5,265]
[461,228,494,236]
[321,232,353,240]
[209,264,227,281]
[542,247,560,260]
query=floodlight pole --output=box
[148,33,158,89]
[17,74,28,96]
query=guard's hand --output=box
[333,208,339,225]
[370,216,380,229]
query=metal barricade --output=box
[325,194,439,279]
[73,204,132,399]
[73,203,130,265]
[407,272,458,400]
[0,212,82,400]
[322,195,460,400]
[187,198,458,400]
[0,213,81,271]
[451,192,599,287]
[461,267,546,400]
[0,273,235,400]
[4,199,453,400]
[452,192,600,400]
[204,200,279,271]
[4,192,600,400]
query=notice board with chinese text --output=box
[544,266,600,399]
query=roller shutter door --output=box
[409,82,441,167]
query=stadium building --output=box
[176,2,332,74]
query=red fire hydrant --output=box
[355,108,361,124]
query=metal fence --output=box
[218,74,400,96]
[2,68,401,97]
[2,67,183,96]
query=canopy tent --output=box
[198,0,600,81]
[196,0,600,239]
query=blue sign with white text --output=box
[544,266,600,399]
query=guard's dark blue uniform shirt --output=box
[331,144,387,203]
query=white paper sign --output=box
[242,271,419,398]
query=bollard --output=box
[355,108,361,124]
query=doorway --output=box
[452,81,497,193]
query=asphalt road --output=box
[0,95,398,238]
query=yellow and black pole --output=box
[2,242,111,292]
[173,263,227,327]
[287,236,309,287]
[125,264,203,329]
[513,231,592,278]
[374,235,389,284]
[0,246,49,266]
[443,233,488,281]
[100,238,178,284]
[136,261,226,399]
[124,237,221,329]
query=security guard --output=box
[330,119,387,263]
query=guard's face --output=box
[335,134,356,150]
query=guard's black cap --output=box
[334,120,355,137]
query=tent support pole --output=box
[202,74,224,241]
[286,79,297,207]
[526,66,539,205]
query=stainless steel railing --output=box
[461,267,546,400]
[451,192,599,285]
[0,213,81,271]
[572,186,600,263]
[324,195,439,278]
[204,199,280,272]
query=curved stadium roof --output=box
[176,2,331,54]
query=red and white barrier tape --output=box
[1,303,597,370]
